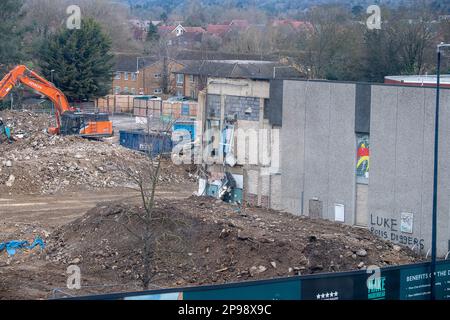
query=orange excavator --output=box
[0,65,113,137]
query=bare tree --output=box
[298,5,353,79]
[114,116,188,290]
[24,0,139,52]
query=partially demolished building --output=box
[194,76,450,258]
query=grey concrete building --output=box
[279,80,450,257]
[196,76,450,257]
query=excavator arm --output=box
[0,65,112,137]
[0,65,74,134]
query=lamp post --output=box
[431,42,450,300]
[137,57,146,94]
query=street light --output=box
[431,42,450,300]
[137,57,146,94]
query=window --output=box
[191,90,197,100]
[132,73,137,81]
[154,73,162,78]
[124,72,129,80]
[124,87,129,94]
[154,88,162,94]
[114,86,120,95]
[115,72,121,80]
[189,75,194,83]
[131,88,136,95]
[176,89,183,96]
[176,74,184,86]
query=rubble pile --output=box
[0,110,194,194]
[43,197,421,289]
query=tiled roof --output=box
[176,60,304,80]
[174,50,277,61]
[184,26,206,33]
[206,24,231,36]
[114,54,158,72]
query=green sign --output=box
[68,261,450,300]
[400,263,450,300]
[184,278,301,300]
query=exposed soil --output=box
[0,110,423,300]
[0,196,422,300]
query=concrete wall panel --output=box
[326,83,357,224]
[280,81,306,214]
[303,82,331,217]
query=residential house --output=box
[112,54,186,97]
[158,24,206,49]
[272,19,312,31]
[229,19,250,30]
[206,24,232,38]
[112,54,142,95]
[140,58,186,96]
[129,19,162,41]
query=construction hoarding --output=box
[67,260,450,300]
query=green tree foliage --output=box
[39,18,114,101]
[0,0,26,73]
[160,12,168,23]
[146,23,160,42]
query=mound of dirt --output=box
[44,197,421,291]
[0,110,196,194]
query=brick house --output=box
[112,54,143,95]
[140,58,186,96]
[112,54,187,97]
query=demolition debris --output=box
[0,110,194,194]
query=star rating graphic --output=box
[316,291,339,300]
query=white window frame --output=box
[124,72,129,81]
[132,73,137,81]
[114,86,121,95]
[115,72,121,80]
[124,87,129,94]
[176,74,184,86]
[131,88,136,95]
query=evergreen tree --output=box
[146,23,160,42]
[160,12,168,24]
[0,0,26,73]
[39,18,114,101]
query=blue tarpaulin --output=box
[0,237,45,256]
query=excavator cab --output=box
[60,112,113,137]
